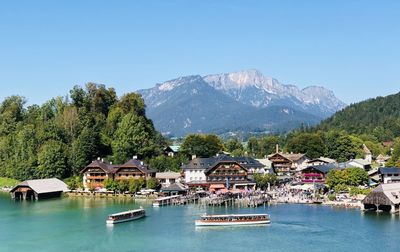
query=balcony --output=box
[86,176,107,180]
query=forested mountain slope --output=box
[317,92,400,141]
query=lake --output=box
[0,192,399,252]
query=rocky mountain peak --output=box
[157,75,203,91]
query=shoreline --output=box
[65,191,158,200]
[1,188,363,210]
[0,187,11,193]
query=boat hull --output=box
[195,220,270,226]
[106,214,145,224]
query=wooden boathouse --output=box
[362,183,400,213]
[10,178,69,200]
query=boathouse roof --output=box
[10,178,69,194]
[362,183,400,205]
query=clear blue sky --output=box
[1,0,399,105]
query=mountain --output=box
[316,92,400,141]
[203,69,345,118]
[138,70,346,137]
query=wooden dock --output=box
[199,193,270,207]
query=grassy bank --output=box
[0,177,20,188]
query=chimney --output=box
[133,155,138,160]
[192,154,197,160]
[140,161,144,165]
[97,157,101,161]
[275,144,279,153]
[101,158,104,163]
[110,162,112,165]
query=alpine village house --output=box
[181,155,264,191]
[80,157,155,190]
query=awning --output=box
[209,184,225,189]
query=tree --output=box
[147,155,188,172]
[146,177,159,189]
[258,136,280,157]
[104,178,118,192]
[65,176,83,190]
[117,93,146,116]
[69,126,100,175]
[112,112,161,163]
[247,137,259,157]
[326,170,349,190]
[180,134,224,158]
[287,133,325,159]
[128,178,145,193]
[117,179,130,193]
[387,138,400,167]
[36,140,68,178]
[225,138,243,153]
[326,168,368,191]
[254,173,277,190]
[324,131,361,162]
[346,167,368,186]
[0,96,26,136]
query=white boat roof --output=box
[201,213,269,218]
[108,209,144,217]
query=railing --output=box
[86,176,107,180]
[115,176,142,180]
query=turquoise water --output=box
[1,192,399,252]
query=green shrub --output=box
[328,194,336,201]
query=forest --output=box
[0,84,166,181]
[317,92,400,142]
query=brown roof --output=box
[269,153,307,162]
[80,160,118,174]
[282,153,307,162]
[118,159,155,174]
[81,158,155,174]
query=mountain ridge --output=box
[138,69,346,137]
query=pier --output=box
[152,192,270,208]
[152,195,181,207]
[200,193,270,207]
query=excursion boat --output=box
[195,213,271,226]
[106,208,145,224]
